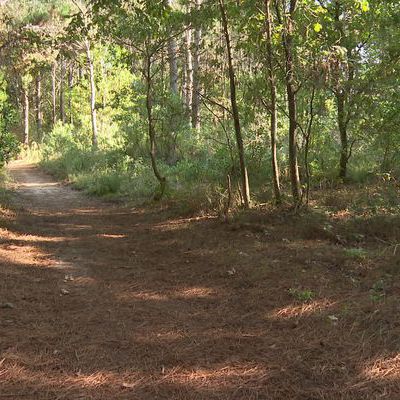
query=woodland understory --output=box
[0,0,398,210]
[0,0,400,399]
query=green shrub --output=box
[0,131,20,167]
[75,170,122,196]
[288,288,315,302]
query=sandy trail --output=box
[9,161,85,213]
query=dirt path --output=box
[0,161,399,399]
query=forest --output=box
[0,0,400,399]
[0,0,398,207]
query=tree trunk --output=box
[68,63,74,124]
[59,56,66,123]
[185,25,193,112]
[281,0,302,204]
[51,62,57,128]
[35,72,43,141]
[333,1,353,180]
[166,0,179,95]
[336,91,348,180]
[219,0,251,208]
[303,86,316,204]
[191,0,202,131]
[23,87,29,145]
[165,0,179,164]
[85,39,98,148]
[144,54,167,200]
[264,0,281,204]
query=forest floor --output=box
[1,160,400,400]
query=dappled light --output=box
[1,161,400,398]
[1,0,400,396]
[97,233,127,239]
[19,182,59,188]
[268,299,336,320]
[177,287,218,299]
[362,354,400,382]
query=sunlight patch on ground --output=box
[118,287,219,302]
[268,299,336,320]
[117,291,169,302]
[1,233,67,243]
[170,363,269,388]
[153,222,190,232]
[0,362,119,391]
[70,371,116,388]
[177,287,219,298]
[20,182,59,188]
[0,228,67,243]
[0,246,46,268]
[362,354,400,381]
[57,223,93,230]
[97,233,127,239]
[153,216,216,233]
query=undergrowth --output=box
[0,169,14,219]
[23,123,400,215]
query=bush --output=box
[0,131,20,167]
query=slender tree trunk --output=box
[59,56,66,123]
[304,86,316,204]
[219,0,250,208]
[264,0,281,204]
[68,63,74,124]
[35,72,43,140]
[144,54,166,200]
[51,62,57,128]
[166,0,179,95]
[85,39,98,148]
[185,25,193,112]
[23,87,29,145]
[191,0,202,131]
[333,1,353,180]
[165,0,179,164]
[336,91,348,180]
[281,0,302,204]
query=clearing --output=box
[0,161,399,399]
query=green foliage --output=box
[0,132,20,167]
[288,288,315,303]
[0,170,12,209]
[0,74,20,166]
[343,247,368,260]
[0,0,399,210]
[370,279,386,302]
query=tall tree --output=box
[191,0,202,131]
[85,39,98,147]
[22,78,29,145]
[219,0,251,208]
[51,61,57,128]
[72,0,99,147]
[59,55,66,123]
[278,0,302,203]
[184,18,193,112]
[264,0,281,204]
[35,71,43,139]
